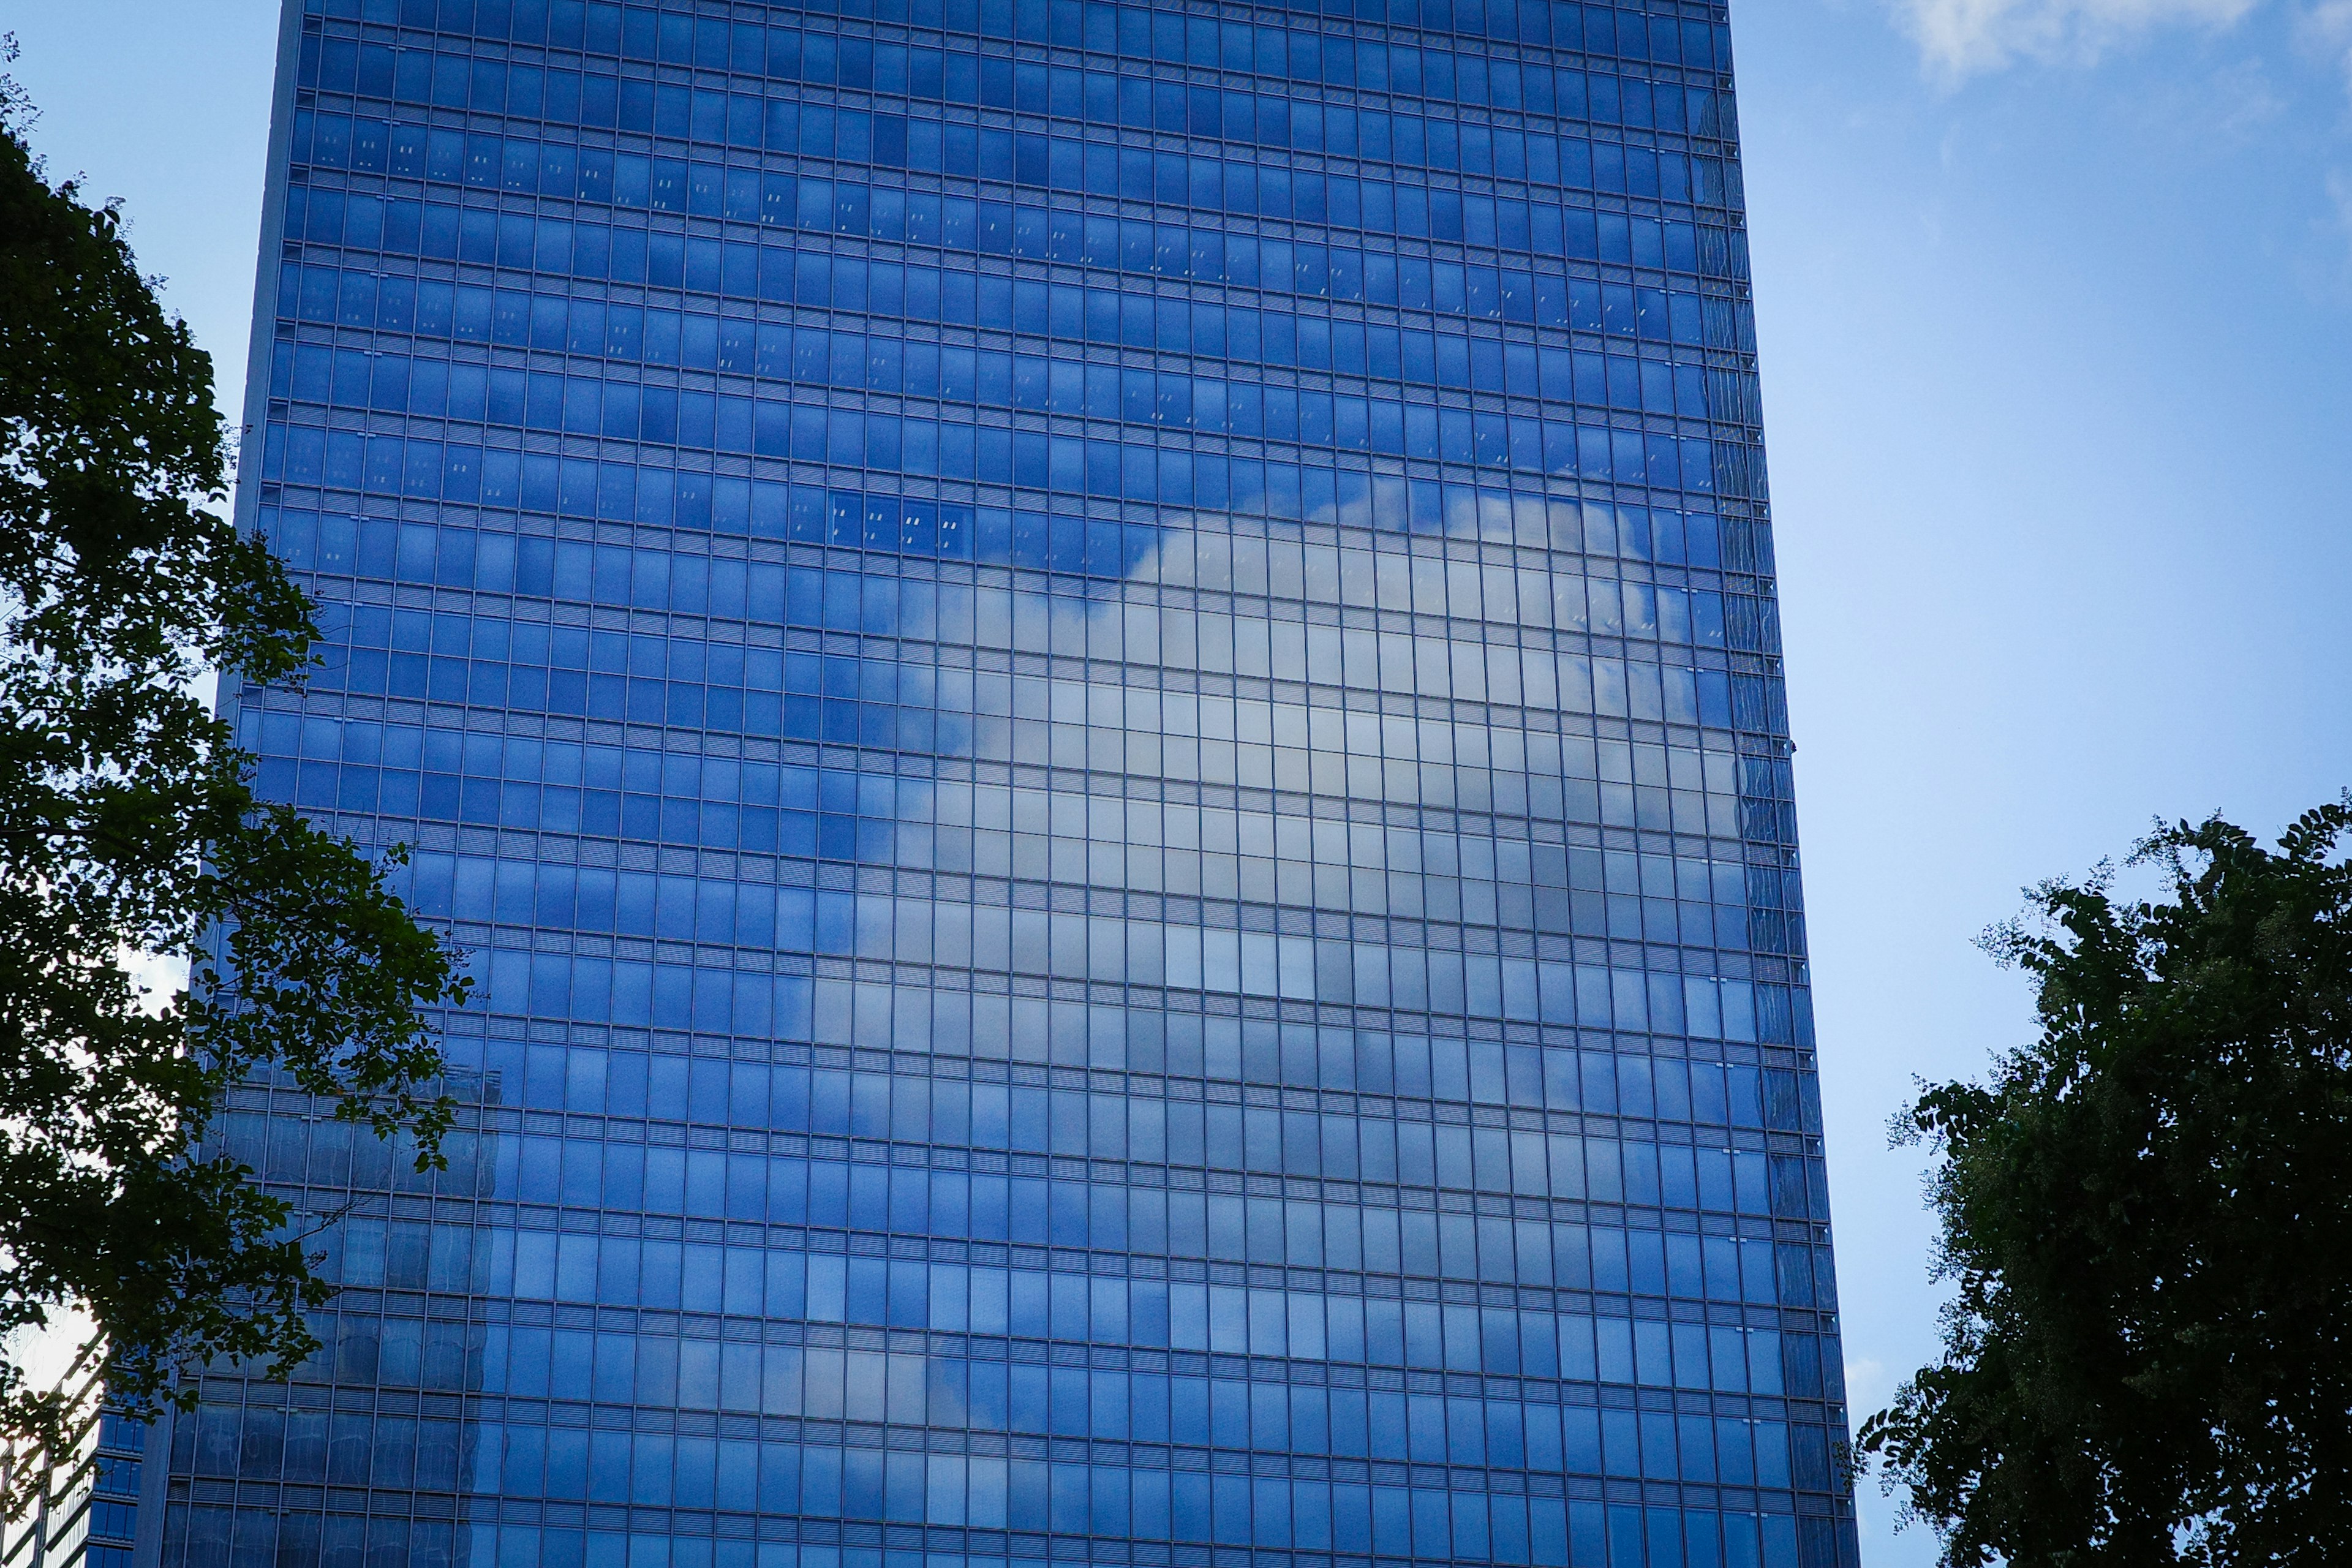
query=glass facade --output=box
[157,1,1854,1566]
[3,1352,147,1568]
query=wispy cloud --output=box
[1844,1354,1893,1415]
[1894,0,2263,78]
[2326,168,2352,273]
[2302,0,2352,93]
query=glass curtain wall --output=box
[156,3,1857,1567]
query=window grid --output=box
[163,2,1854,1566]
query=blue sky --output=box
[13,2,2351,1561]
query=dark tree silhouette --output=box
[1862,802,2352,1566]
[0,78,464,1477]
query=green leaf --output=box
[1861,801,2352,1566]
[0,104,464,1493]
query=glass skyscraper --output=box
[157,2,1855,1566]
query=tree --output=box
[0,78,464,1472]
[1858,801,2352,1566]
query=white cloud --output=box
[2302,0,2352,94]
[1894,0,2263,78]
[2327,167,2352,273]
[1844,1354,1894,1415]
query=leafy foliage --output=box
[1859,802,2352,1566]
[0,91,464,1471]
